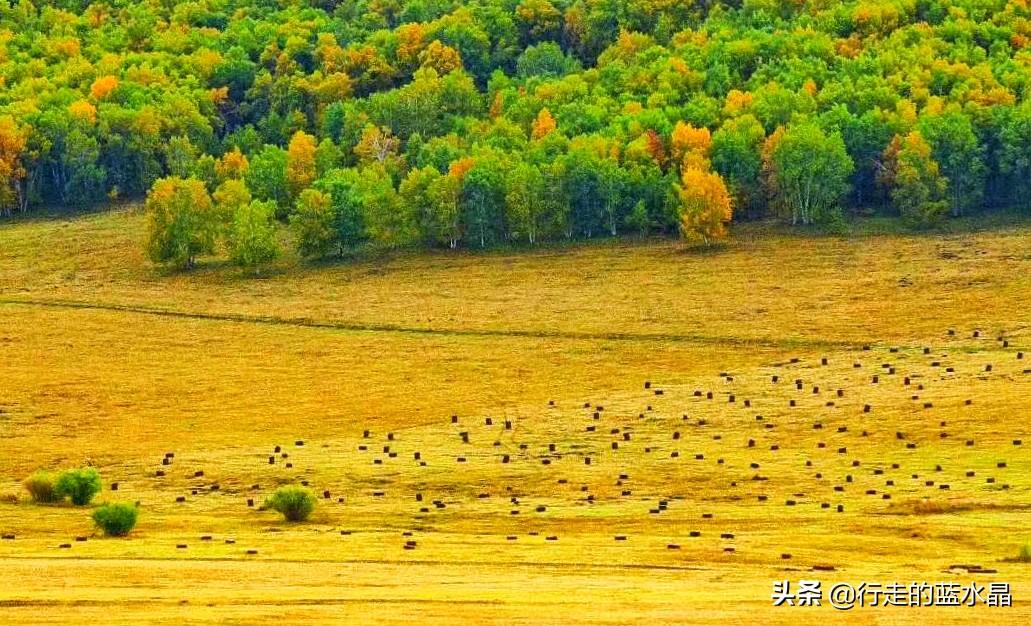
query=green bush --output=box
[266,486,316,522]
[55,468,102,506]
[23,470,60,503]
[92,502,138,537]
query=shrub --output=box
[1018,544,1031,563]
[23,470,60,503]
[92,502,138,537]
[55,468,102,506]
[266,486,316,522]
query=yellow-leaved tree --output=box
[68,100,97,124]
[531,108,557,140]
[0,116,27,216]
[286,130,317,198]
[670,122,711,171]
[677,168,733,246]
[418,40,463,74]
[216,147,249,182]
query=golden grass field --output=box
[1,206,1030,624]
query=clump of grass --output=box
[55,468,102,506]
[265,486,316,522]
[92,502,138,537]
[1017,544,1031,563]
[23,470,60,503]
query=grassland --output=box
[1,207,1030,624]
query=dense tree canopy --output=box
[3,0,1031,263]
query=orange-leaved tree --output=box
[676,167,733,246]
[531,108,557,140]
[0,116,28,216]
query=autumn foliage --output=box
[671,122,712,171]
[286,131,317,198]
[677,168,733,245]
[531,108,557,140]
[0,0,1025,263]
[0,116,27,215]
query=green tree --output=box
[427,163,466,248]
[711,115,766,219]
[145,177,219,269]
[359,166,412,247]
[229,200,280,273]
[164,135,198,179]
[516,42,581,78]
[213,178,252,235]
[997,103,1031,210]
[315,168,370,251]
[918,111,985,217]
[768,123,854,225]
[505,161,546,244]
[245,145,290,217]
[461,157,509,247]
[399,165,444,246]
[557,149,607,238]
[291,188,337,258]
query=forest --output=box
[1,0,1031,268]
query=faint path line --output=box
[0,297,859,349]
[0,555,708,572]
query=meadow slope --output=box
[1,208,1030,624]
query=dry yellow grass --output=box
[1,207,1030,623]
